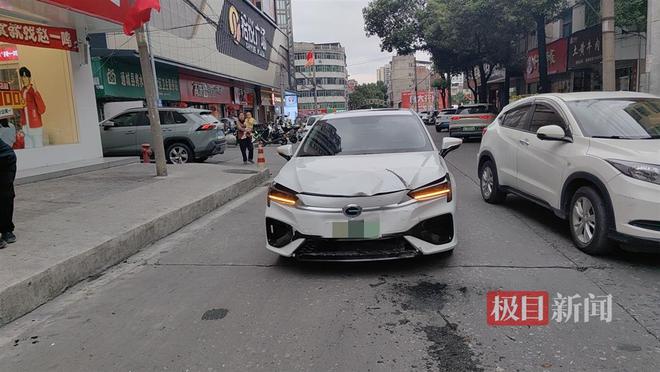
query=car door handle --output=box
[519,139,530,146]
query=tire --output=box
[435,126,441,132]
[479,160,507,204]
[166,142,193,164]
[568,187,615,255]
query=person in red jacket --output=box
[19,67,46,148]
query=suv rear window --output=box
[458,105,497,114]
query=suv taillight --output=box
[479,115,495,121]
[451,116,461,121]
[197,123,216,131]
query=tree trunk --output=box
[500,67,511,109]
[447,80,452,107]
[478,64,489,103]
[536,15,551,93]
[440,88,447,109]
[466,69,478,103]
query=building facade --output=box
[93,0,292,124]
[389,55,432,109]
[294,42,348,116]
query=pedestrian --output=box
[0,135,17,249]
[236,112,254,164]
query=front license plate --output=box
[332,220,380,239]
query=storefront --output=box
[178,73,232,114]
[93,56,181,119]
[568,25,603,92]
[525,37,569,93]
[0,12,103,170]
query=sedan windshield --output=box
[297,114,434,156]
[566,98,660,139]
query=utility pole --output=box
[145,23,160,104]
[647,0,660,95]
[279,63,286,120]
[312,63,318,114]
[602,0,616,91]
[413,57,419,112]
[136,26,167,176]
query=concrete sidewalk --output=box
[0,162,269,326]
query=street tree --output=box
[348,81,388,109]
[514,0,568,93]
[363,0,427,55]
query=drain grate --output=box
[223,169,260,174]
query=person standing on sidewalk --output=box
[236,112,254,164]
[0,137,17,248]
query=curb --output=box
[0,168,270,326]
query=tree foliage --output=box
[363,0,427,55]
[615,0,647,32]
[348,81,388,110]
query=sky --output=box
[290,0,430,84]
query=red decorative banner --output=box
[0,21,78,52]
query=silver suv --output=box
[100,108,226,163]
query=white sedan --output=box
[265,110,462,261]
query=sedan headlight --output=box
[607,159,660,185]
[267,183,298,206]
[408,177,452,202]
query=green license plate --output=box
[332,220,380,239]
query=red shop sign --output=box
[179,74,232,104]
[525,38,568,83]
[0,45,18,61]
[0,21,78,52]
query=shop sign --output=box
[38,0,126,25]
[93,57,180,101]
[401,91,435,112]
[525,37,568,82]
[216,0,276,70]
[568,25,602,69]
[0,90,24,109]
[0,20,78,52]
[0,45,18,61]
[179,74,231,104]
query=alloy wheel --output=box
[481,166,494,198]
[572,197,596,245]
[169,146,189,164]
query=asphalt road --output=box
[0,128,659,371]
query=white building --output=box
[294,42,348,115]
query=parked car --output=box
[100,108,226,164]
[478,92,660,255]
[300,114,322,138]
[435,108,458,132]
[448,104,498,139]
[265,109,463,261]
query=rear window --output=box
[458,105,496,114]
[566,99,660,139]
[200,114,220,124]
[298,114,433,157]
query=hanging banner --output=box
[216,0,275,70]
[0,20,78,52]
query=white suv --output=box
[477,92,660,255]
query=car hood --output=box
[275,152,446,196]
[588,138,660,164]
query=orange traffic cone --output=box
[257,143,266,169]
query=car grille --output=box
[294,237,420,261]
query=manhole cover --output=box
[223,169,260,174]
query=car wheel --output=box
[479,160,506,204]
[166,143,192,164]
[569,187,615,255]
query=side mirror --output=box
[101,121,115,130]
[441,137,462,157]
[277,144,293,161]
[537,125,569,142]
